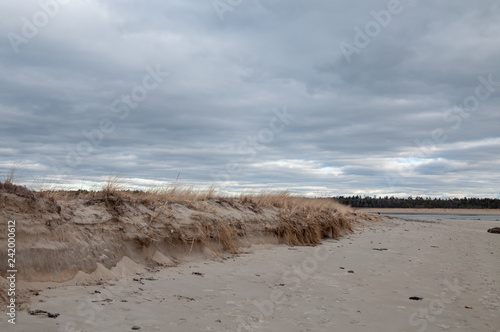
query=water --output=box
[383,214,500,221]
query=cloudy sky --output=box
[1,0,499,197]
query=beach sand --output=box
[2,215,498,332]
[357,208,500,216]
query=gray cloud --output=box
[1,0,499,198]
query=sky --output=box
[1,0,499,198]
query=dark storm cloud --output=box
[1,0,499,197]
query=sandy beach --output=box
[2,214,499,332]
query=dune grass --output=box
[1,171,356,249]
[239,190,353,245]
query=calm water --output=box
[382,214,500,221]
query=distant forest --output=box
[334,196,500,209]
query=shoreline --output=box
[356,208,500,216]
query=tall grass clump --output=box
[241,191,354,246]
[1,166,17,191]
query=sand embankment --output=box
[0,185,364,310]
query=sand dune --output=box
[0,185,361,310]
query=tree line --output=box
[334,196,500,209]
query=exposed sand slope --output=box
[1,216,498,331]
[0,186,361,309]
